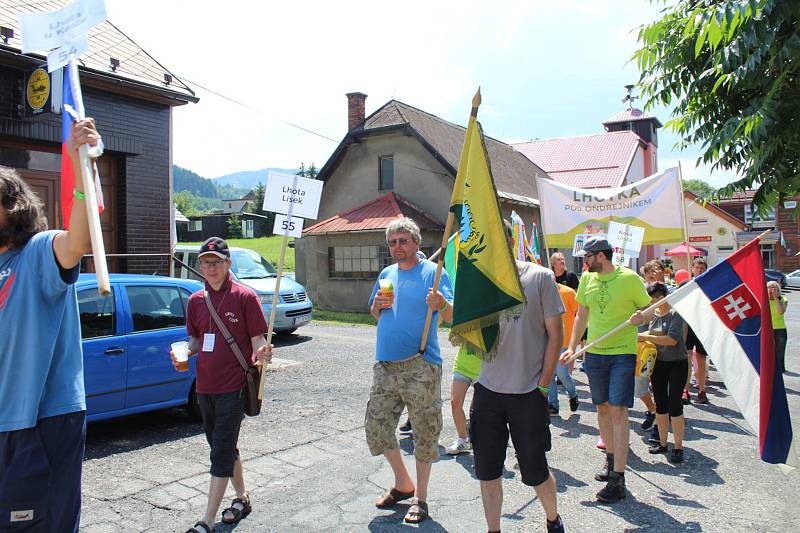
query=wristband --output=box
[73,189,86,200]
[439,300,448,312]
[537,385,550,394]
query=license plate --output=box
[293,315,310,326]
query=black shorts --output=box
[198,389,245,478]
[0,411,86,532]
[685,327,707,355]
[469,383,551,487]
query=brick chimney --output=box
[346,92,368,130]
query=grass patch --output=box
[181,236,295,270]
[313,310,376,327]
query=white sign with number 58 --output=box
[273,214,304,238]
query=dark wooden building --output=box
[0,3,197,274]
[179,213,272,242]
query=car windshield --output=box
[230,250,277,279]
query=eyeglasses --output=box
[387,238,411,247]
[200,259,226,268]
[583,252,596,259]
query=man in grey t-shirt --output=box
[469,221,566,533]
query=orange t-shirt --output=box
[557,283,579,349]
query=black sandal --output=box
[221,494,252,524]
[186,521,214,533]
[375,487,415,508]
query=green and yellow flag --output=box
[448,91,525,359]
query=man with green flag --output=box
[447,90,526,358]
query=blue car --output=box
[77,273,203,423]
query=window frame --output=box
[378,155,394,191]
[125,284,189,334]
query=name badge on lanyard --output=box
[202,333,215,352]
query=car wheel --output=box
[187,381,202,421]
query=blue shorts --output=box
[453,371,475,385]
[0,411,86,532]
[584,353,636,407]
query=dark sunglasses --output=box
[387,238,410,247]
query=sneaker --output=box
[648,443,668,454]
[641,411,656,431]
[569,395,579,412]
[399,419,412,434]
[648,426,660,444]
[696,391,709,404]
[549,405,559,415]
[596,471,626,503]
[669,448,684,463]
[444,438,471,455]
[596,436,606,450]
[546,515,566,533]
[681,391,691,405]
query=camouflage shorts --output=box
[365,355,443,463]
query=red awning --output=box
[664,243,707,257]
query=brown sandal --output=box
[404,500,429,523]
[374,487,415,508]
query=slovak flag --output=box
[60,61,104,229]
[666,238,797,466]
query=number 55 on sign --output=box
[273,214,304,238]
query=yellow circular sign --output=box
[26,68,50,111]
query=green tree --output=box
[247,182,274,237]
[682,178,715,197]
[227,214,243,239]
[634,0,800,209]
[296,162,319,179]
[174,190,202,217]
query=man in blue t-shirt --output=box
[0,118,102,532]
[366,217,453,525]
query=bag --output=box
[204,291,263,416]
[636,340,657,379]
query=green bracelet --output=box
[73,189,86,200]
[439,300,449,312]
[537,385,550,394]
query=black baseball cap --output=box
[199,237,230,259]
[582,236,612,253]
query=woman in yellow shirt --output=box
[767,281,788,374]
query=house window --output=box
[329,246,382,279]
[189,220,202,232]
[242,219,254,238]
[379,156,394,190]
[691,217,708,225]
[744,205,776,227]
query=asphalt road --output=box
[81,290,800,532]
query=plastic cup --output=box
[171,341,189,371]
[378,279,394,307]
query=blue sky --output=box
[105,0,737,187]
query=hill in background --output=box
[212,167,299,190]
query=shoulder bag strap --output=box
[204,290,251,373]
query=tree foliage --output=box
[682,178,715,196]
[227,214,243,239]
[634,0,800,209]
[296,162,319,179]
[246,182,274,237]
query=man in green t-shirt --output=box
[563,237,650,503]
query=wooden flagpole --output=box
[418,89,482,353]
[564,227,773,363]
[68,57,110,296]
[258,232,290,399]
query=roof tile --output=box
[513,131,642,188]
[303,192,443,236]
